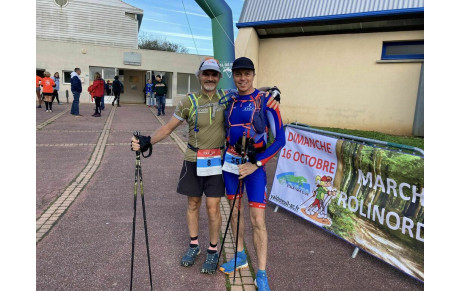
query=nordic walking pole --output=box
[137,142,153,290]
[130,131,153,291]
[233,132,247,285]
[215,187,239,272]
[129,134,140,291]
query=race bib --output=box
[222,147,246,175]
[197,149,222,176]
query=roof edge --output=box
[236,7,424,28]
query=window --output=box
[63,70,73,84]
[177,73,200,95]
[381,41,424,60]
[89,67,102,82]
[103,68,116,82]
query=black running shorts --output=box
[177,161,225,198]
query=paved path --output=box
[36,103,423,290]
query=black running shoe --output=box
[181,245,200,267]
[201,251,219,274]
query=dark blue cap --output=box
[232,57,255,71]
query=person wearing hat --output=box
[219,57,286,290]
[131,57,281,276]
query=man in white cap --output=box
[131,57,280,274]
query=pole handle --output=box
[133,131,141,156]
[241,132,247,158]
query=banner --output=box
[270,126,424,281]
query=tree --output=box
[138,32,189,53]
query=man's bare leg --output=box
[206,197,222,246]
[187,196,202,242]
[181,196,202,267]
[250,207,267,270]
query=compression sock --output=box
[190,236,198,248]
[207,242,218,254]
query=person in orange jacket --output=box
[91,72,105,117]
[88,83,94,102]
[36,75,43,108]
[40,72,56,112]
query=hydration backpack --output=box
[187,89,227,132]
[223,91,267,138]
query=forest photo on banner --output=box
[270,126,424,281]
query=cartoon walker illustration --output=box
[300,175,337,224]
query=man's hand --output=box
[238,162,258,180]
[266,87,281,110]
[131,135,151,152]
[131,136,140,151]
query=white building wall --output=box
[37,39,206,105]
[36,0,142,49]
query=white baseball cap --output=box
[199,57,221,73]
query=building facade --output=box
[36,0,205,106]
[235,0,424,136]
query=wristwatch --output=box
[255,161,263,167]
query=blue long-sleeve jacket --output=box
[70,72,82,93]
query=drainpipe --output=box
[195,0,236,89]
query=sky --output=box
[122,0,245,55]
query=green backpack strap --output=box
[187,93,200,132]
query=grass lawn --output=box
[312,126,424,150]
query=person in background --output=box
[36,75,43,108]
[112,75,123,107]
[51,72,62,105]
[88,82,94,103]
[91,72,105,117]
[145,79,154,107]
[100,77,106,111]
[40,72,56,113]
[153,75,167,116]
[106,80,112,96]
[70,68,83,117]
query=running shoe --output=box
[219,250,248,274]
[254,270,271,291]
[181,245,200,267]
[200,251,219,274]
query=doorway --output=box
[123,70,146,104]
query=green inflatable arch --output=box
[195,0,236,89]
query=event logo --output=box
[276,172,310,195]
[299,175,337,226]
[219,61,233,78]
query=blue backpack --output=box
[222,91,267,138]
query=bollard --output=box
[66,90,69,104]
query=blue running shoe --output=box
[181,245,200,267]
[254,270,270,290]
[219,250,248,274]
[201,251,219,274]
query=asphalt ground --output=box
[35,102,424,290]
